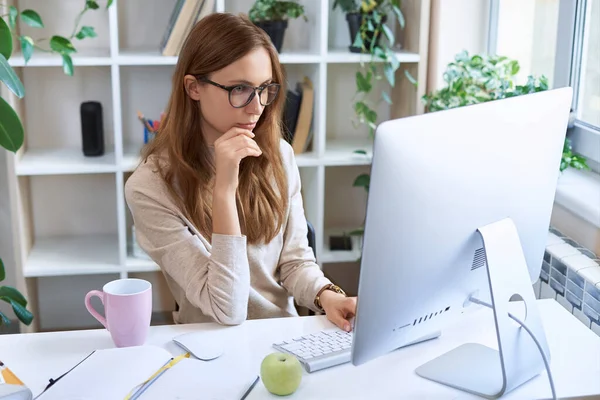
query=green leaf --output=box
[19,36,34,63]
[0,311,10,326]
[366,108,377,124]
[352,31,363,49]
[372,10,381,24]
[509,60,520,76]
[354,101,369,117]
[404,70,418,87]
[62,54,74,76]
[8,6,18,30]
[382,91,392,104]
[87,1,100,10]
[20,10,44,28]
[0,53,25,98]
[50,36,76,54]
[393,6,405,29]
[382,24,394,45]
[353,149,367,155]
[356,71,371,92]
[388,49,400,70]
[353,173,370,189]
[75,26,97,40]
[384,63,395,86]
[3,297,33,325]
[349,228,364,236]
[0,286,27,307]
[0,17,12,60]
[0,95,24,152]
[0,258,5,281]
[106,0,114,8]
[374,47,386,60]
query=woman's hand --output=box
[320,290,357,332]
[213,127,262,195]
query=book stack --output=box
[282,76,314,154]
[160,0,215,56]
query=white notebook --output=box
[140,357,257,399]
[35,345,257,400]
[36,345,171,400]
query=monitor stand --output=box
[415,217,550,399]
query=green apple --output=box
[260,352,303,396]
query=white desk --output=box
[1,299,599,399]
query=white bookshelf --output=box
[4,0,430,332]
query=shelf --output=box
[320,248,362,264]
[122,148,143,172]
[117,49,321,66]
[322,139,373,166]
[24,234,121,277]
[15,148,118,176]
[278,52,321,64]
[8,49,112,67]
[319,228,363,264]
[14,139,372,174]
[326,48,420,64]
[117,49,178,66]
[7,48,419,67]
[294,151,320,167]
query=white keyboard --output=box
[272,328,353,373]
[273,328,442,373]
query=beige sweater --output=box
[124,139,332,325]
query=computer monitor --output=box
[350,87,573,399]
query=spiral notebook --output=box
[35,345,257,400]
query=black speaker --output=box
[80,101,104,157]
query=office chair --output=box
[174,221,317,313]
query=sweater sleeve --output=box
[124,176,250,326]
[278,143,332,312]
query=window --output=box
[489,0,600,167]
[495,0,560,86]
[577,0,600,127]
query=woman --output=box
[125,13,357,332]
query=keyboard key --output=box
[282,343,303,352]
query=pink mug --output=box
[85,278,152,347]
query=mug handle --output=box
[85,290,107,329]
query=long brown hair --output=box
[142,13,288,244]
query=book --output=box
[282,85,303,144]
[291,76,315,154]
[161,0,202,56]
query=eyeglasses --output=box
[197,76,280,108]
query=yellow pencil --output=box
[0,360,24,386]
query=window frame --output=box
[488,0,600,169]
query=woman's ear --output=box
[184,75,202,101]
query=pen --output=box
[240,375,259,400]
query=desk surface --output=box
[1,299,599,399]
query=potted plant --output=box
[248,0,307,53]
[333,0,403,53]
[422,50,589,173]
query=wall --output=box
[427,0,490,92]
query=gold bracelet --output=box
[314,284,346,312]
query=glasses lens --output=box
[260,84,279,106]
[230,85,255,107]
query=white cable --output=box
[469,296,556,400]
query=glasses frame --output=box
[196,76,281,108]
